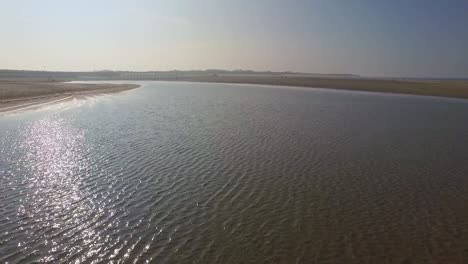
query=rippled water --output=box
[1,82,468,263]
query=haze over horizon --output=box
[1,0,467,78]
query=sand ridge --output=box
[0,80,139,112]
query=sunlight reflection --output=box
[18,117,108,263]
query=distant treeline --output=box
[0,69,359,81]
[0,70,119,80]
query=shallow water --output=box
[1,82,468,263]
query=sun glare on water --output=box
[17,118,109,263]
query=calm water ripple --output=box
[1,82,468,263]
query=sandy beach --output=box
[2,76,468,112]
[158,75,468,100]
[0,80,139,112]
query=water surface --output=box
[1,82,468,263]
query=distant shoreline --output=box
[0,80,139,112]
[153,75,468,100]
[2,75,468,112]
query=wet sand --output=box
[0,80,139,112]
[158,75,468,100]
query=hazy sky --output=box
[1,0,467,77]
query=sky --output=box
[0,0,467,77]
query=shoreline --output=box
[153,76,468,100]
[0,81,140,112]
[2,76,468,112]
